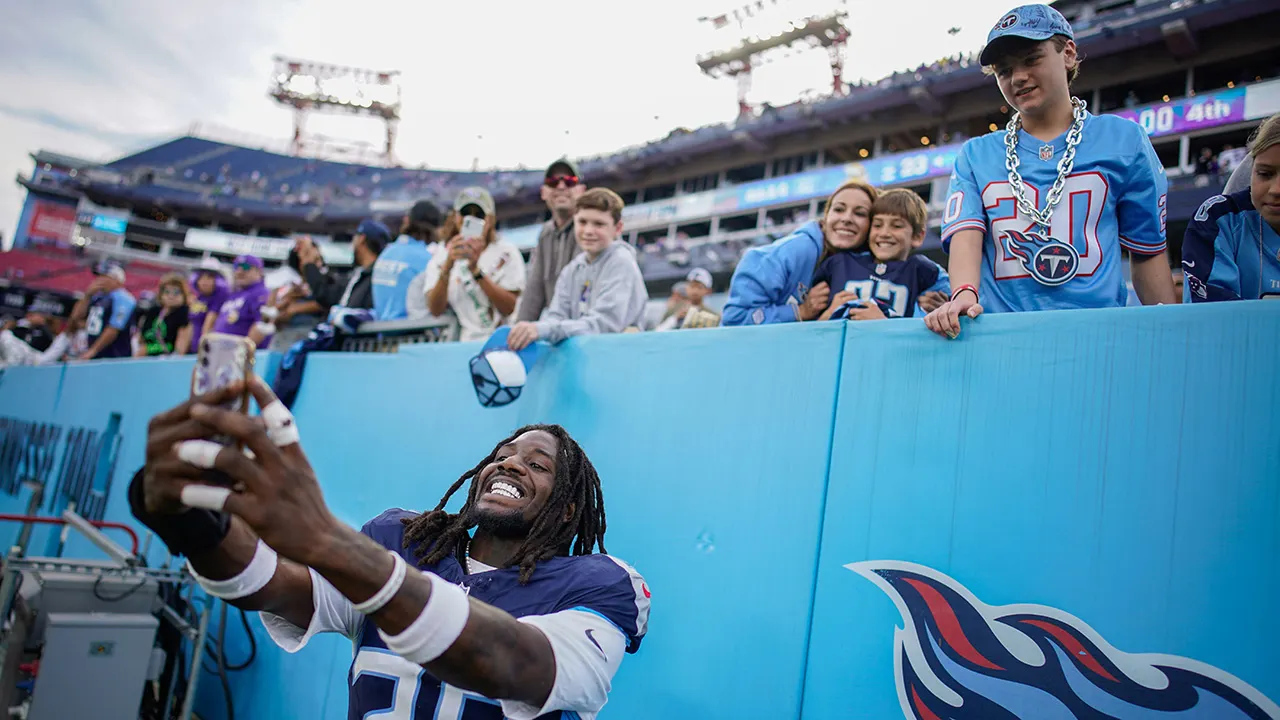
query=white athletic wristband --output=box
[352,552,407,615]
[253,321,277,335]
[188,540,278,600]
[377,572,471,664]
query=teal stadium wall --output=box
[0,301,1276,719]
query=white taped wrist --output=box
[253,321,277,335]
[352,552,407,615]
[189,540,277,599]
[377,572,470,664]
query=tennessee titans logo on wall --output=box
[1002,230,1080,286]
[846,561,1279,719]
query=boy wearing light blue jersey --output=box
[372,200,443,321]
[926,4,1176,339]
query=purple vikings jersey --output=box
[348,510,648,720]
[212,281,269,346]
[941,112,1169,313]
[812,251,950,318]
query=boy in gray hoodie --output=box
[507,188,647,349]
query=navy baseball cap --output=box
[980,4,1074,66]
[356,219,392,250]
[469,327,541,408]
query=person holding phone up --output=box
[424,187,527,342]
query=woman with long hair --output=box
[721,179,879,326]
[134,272,193,356]
[424,187,527,342]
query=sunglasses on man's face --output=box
[544,175,580,189]
[234,262,256,272]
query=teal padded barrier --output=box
[802,301,1280,718]
[0,302,1276,719]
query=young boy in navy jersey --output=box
[813,188,950,320]
[925,3,1176,339]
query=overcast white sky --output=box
[0,0,1015,242]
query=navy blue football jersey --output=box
[812,251,950,318]
[347,509,648,720]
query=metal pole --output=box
[0,546,23,666]
[59,508,134,567]
[179,599,213,720]
[14,481,44,554]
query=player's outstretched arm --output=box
[130,387,316,629]
[309,525,558,706]
[162,378,560,708]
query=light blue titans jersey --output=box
[1182,190,1280,301]
[371,236,433,321]
[941,113,1169,313]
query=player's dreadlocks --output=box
[400,424,607,584]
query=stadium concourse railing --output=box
[340,315,460,352]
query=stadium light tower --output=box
[269,56,403,165]
[697,0,850,119]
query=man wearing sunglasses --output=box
[207,254,272,348]
[515,159,587,323]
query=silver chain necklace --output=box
[1004,97,1088,233]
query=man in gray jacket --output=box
[514,158,587,323]
[507,188,647,349]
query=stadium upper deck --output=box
[8,0,1278,294]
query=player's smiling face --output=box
[992,39,1076,118]
[823,187,873,250]
[868,213,921,263]
[473,430,559,535]
[1251,144,1280,229]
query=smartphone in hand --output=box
[460,215,485,240]
[191,333,256,448]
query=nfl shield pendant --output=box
[1039,144,1054,161]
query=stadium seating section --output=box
[0,247,166,297]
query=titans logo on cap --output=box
[848,561,1280,720]
[996,12,1019,30]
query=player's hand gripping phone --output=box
[191,333,256,449]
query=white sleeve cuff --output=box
[498,609,626,720]
[260,567,364,652]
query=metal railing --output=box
[340,315,461,353]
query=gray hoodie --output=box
[534,241,648,344]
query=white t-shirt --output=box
[423,238,527,342]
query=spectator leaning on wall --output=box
[515,159,587,323]
[209,254,272,349]
[507,188,647,350]
[1182,113,1280,302]
[72,260,136,360]
[188,258,229,353]
[373,200,443,321]
[720,180,878,326]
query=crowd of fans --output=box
[3,108,1276,373]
